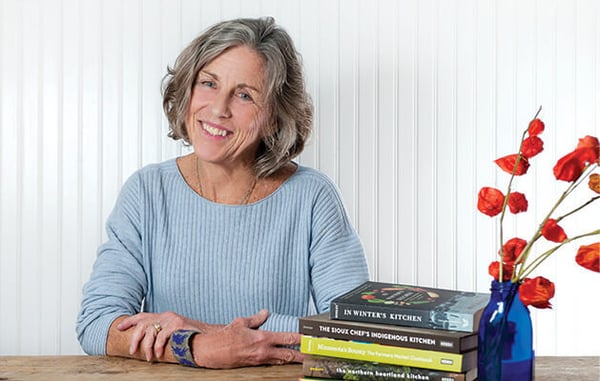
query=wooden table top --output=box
[0,355,598,381]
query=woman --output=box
[76,17,369,369]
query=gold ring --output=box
[153,322,162,334]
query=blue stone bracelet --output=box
[170,329,201,367]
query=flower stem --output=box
[556,195,600,223]
[518,229,600,279]
[499,107,542,282]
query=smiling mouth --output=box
[201,121,229,137]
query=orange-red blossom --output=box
[519,276,555,309]
[576,243,600,272]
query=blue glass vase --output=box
[477,280,534,381]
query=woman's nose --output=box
[211,91,232,118]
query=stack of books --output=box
[299,281,489,381]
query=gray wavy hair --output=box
[162,17,313,178]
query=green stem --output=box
[518,229,600,280]
[556,195,600,223]
[498,109,542,281]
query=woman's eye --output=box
[237,92,253,102]
[199,80,216,88]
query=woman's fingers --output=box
[140,324,159,361]
[271,331,301,346]
[228,309,269,330]
[128,323,147,356]
[153,324,170,358]
[246,309,269,328]
[268,346,304,364]
[116,314,142,331]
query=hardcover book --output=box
[299,312,477,353]
[300,335,477,373]
[330,281,489,332]
[303,354,477,381]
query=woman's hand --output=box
[192,309,304,368]
[116,311,224,361]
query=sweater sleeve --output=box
[76,173,148,355]
[308,174,370,313]
[260,172,369,333]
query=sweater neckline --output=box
[170,158,303,206]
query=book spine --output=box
[330,300,431,329]
[303,355,469,381]
[331,301,477,332]
[299,317,465,353]
[300,336,471,373]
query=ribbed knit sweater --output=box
[76,159,369,355]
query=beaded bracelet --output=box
[170,329,201,367]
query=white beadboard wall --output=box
[0,0,598,356]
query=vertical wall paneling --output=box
[337,0,359,224]
[140,0,162,167]
[395,0,419,285]
[100,0,122,234]
[20,0,42,354]
[454,0,477,292]
[296,0,318,170]
[60,0,83,354]
[435,0,458,289]
[79,0,103,310]
[159,0,184,162]
[0,0,21,355]
[0,0,598,356]
[315,0,339,182]
[376,0,399,283]
[356,0,377,279]
[121,0,143,181]
[415,0,436,286]
[39,0,62,354]
[474,0,498,293]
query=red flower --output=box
[527,118,545,136]
[507,192,528,214]
[477,187,505,217]
[577,135,600,156]
[589,173,600,194]
[519,276,555,309]
[488,261,513,282]
[541,219,567,243]
[500,237,528,264]
[553,148,597,182]
[553,136,599,182]
[575,243,600,272]
[495,154,530,176]
[521,136,544,158]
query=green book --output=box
[300,335,477,373]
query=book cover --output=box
[299,312,477,354]
[303,354,477,381]
[330,281,489,332]
[300,335,477,373]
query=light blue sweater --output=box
[76,159,369,355]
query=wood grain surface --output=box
[0,355,598,381]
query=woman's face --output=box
[187,45,268,169]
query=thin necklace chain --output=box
[195,157,257,205]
